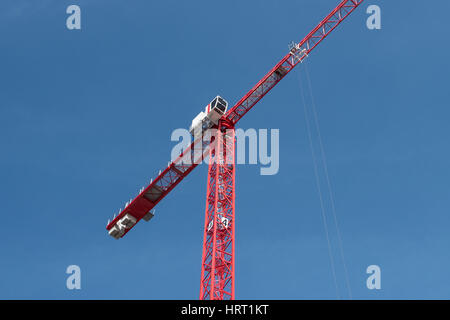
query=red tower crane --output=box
[106,0,364,300]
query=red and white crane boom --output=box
[106,0,364,301]
[106,0,363,238]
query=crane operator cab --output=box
[189,96,228,138]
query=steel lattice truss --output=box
[106,0,364,300]
[225,0,364,125]
[200,123,235,300]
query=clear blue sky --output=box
[1,0,450,299]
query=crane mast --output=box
[106,0,364,299]
[200,120,235,300]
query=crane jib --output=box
[225,0,364,125]
[106,0,364,238]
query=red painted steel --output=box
[200,120,235,300]
[106,135,212,236]
[106,0,364,300]
[106,0,363,239]
[225,0,364,125]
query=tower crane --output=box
[106,0,364,300]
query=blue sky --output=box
[1,0,450,299]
